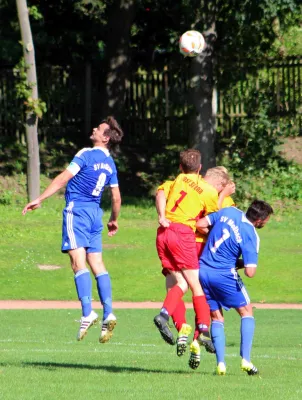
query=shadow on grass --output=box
[21,361,213,375]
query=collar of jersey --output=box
[93,146,110,157]
[242,213,254,226]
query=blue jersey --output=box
[65,147,118,205]
[199,207,259,271]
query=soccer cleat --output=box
[77,310,99,341]
[241,359,259,376]
[188,339,201,370]
[197,331,216,354]
[99,313,117,343]
[154,314,175,345]
[176,323,192,357]
[216,362,227,375]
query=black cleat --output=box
[198,331,216,354]
[241,359,259,376]
[154,314,175,345]
[188,339,201,370]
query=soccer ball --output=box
[179,30,205,57]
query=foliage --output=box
[216,68,301,176]
[231,163,302,211]
[13,58,47,118]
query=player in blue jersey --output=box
[22,116,124,343]
[188,200,273,375]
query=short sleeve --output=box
[240,231,259,266]
[71,148,89,169]
[157,180,173,198]
[106,161,119,187]
[206,210,221,226]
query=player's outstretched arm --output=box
[22,169,74,215]
[107,186,121,237]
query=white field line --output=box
[0,341,300,361]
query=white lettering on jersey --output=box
[93,163,113,173]
[227,219,242,243]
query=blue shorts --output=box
[61,201,103,253]
[199,265,250,311]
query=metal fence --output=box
[0,56,301,146]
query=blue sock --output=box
[74,269,92,317]
[240,316,255,361]
[95,272,112,320]
[211,321,225,364]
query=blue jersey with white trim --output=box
[199,207,259,271]
[65,147,118,205]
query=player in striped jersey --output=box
[22,116,123,343]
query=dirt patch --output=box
[280,136,302,164]
[38,265,62,270]
[0,300,301,310]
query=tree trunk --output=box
[99,0,138,121]
[16,0,40,200]
[188,28,217,174]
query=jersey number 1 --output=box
[210,228,231,253]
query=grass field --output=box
[1,309,301,400]
[0,196,301,303]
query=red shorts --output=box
[156,223,199,274]
[196,242,206,258]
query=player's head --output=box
[91,116,124,148]
[204,167,230,192]
[246,200,274,228]
[215,165,228,174]
[179,149,201,173]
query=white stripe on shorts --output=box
[237,277,250,304]
[66,202,77,249]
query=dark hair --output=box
[180,149,201,173]
[102,116,124,146]
[246,200,274,222]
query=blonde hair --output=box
[204,167,230,187]
[215,165,228,174]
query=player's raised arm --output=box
[22,169,74,215]
[218,181,236,209]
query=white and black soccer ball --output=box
[179,30,205,57]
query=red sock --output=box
[162,286,184,316]
[192,295,211,328]
[171,299,186,331]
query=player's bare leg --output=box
[182,269,215,357]
[69,248,99,341]
[88,252,117,343]
[166,274,191,356]
[154,271,188,345]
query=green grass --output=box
[0,195,301,303]
[0,309,301,400]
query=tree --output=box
[16,0,41,200]
[130,0,301,171]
